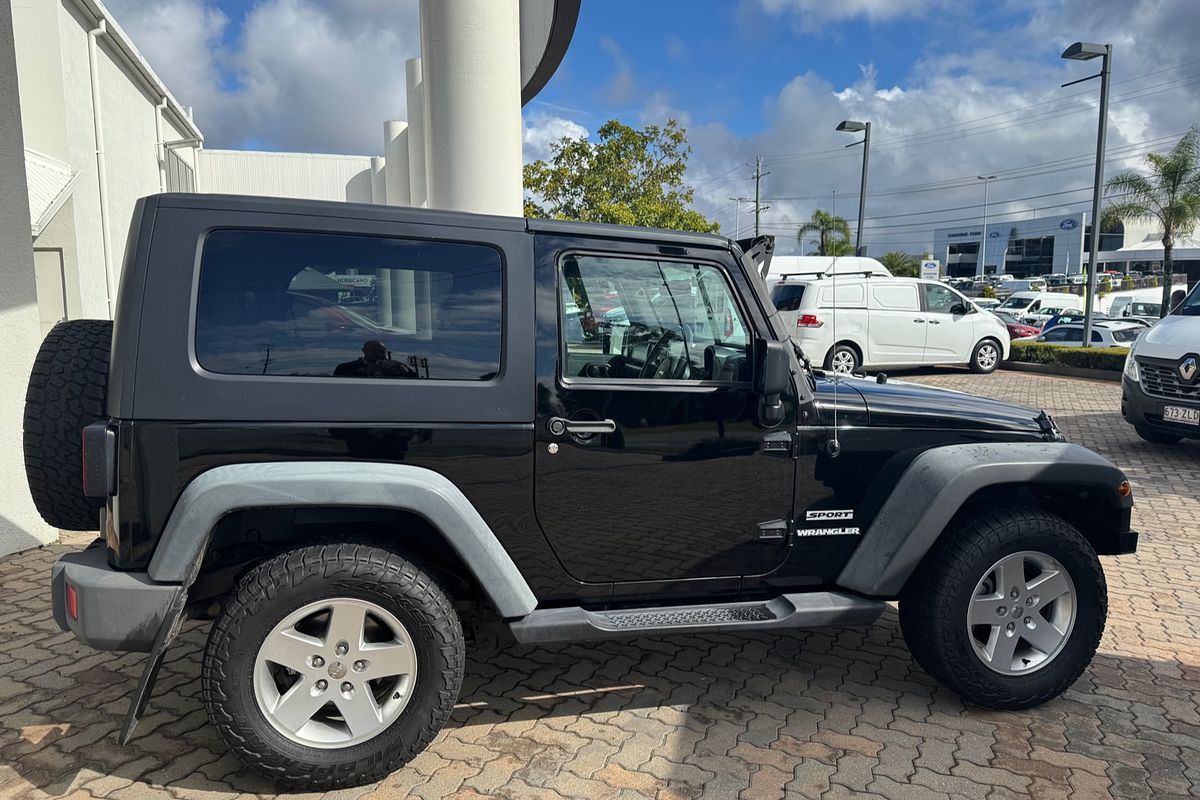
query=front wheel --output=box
[900,507,1106,709]
[969,338,1001,374]
[202,544,465,789]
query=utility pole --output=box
[750,156,770,236]
[729,196,754,239]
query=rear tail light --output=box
[66,583,78,621]
[797,314,823,328]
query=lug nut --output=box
[1024,617,1033,626]
[1010,588,1019,599]
[311,656,324,668]
[335,642,349,656]
[997,605,1007,616]
[316,679,327,691]
[1027,595,1038,606]
[341,682,353,694]
[353,660,367,672]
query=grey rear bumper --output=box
[51,544,179,652]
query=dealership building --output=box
[934,212,1136,278]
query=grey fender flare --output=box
[836,442,1129,597]
[147,461,538,618]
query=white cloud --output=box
[102,0,420,154]
[523,113,588,163]
[758,0,954,29]
[599,35,638,107]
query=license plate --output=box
[1163,405,1200,426]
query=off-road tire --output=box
[23,320,113,530]
[969,337,1002,374]
[202,543,465,789]
[1135,425,1180,445]
[899,506,1106,709]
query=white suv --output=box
[769,276,1010,374]
[1121,282,1200,443]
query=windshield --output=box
[997,295,1033,310]
[770,284,807,311]
[1110,327,1143,343]
[1176,283,1200,316]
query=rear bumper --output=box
[51,543,179,652]
[1122,375,1200,440]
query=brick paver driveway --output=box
[1,371,1197,799]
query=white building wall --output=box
[199,150,375,203]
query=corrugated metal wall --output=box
[198,149,375,203]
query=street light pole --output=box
[977,175,996,277]
[837,120,871,256]
[1062,41,1112,348]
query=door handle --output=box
[928,320,941,325]
[913,319,926,323]
[547,417,617,436]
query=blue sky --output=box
[105,0,1200,254]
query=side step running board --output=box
[509,591,885,645]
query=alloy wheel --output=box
[977,343,999,371]
[966,550,1077,675]
[253,597,417,748]
[831,350,856,373]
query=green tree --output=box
[878,250,919,277]
[523,119,719,233]
[1102,127,1200,317]
[796,210,852,256]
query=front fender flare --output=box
[836,442,1129,597]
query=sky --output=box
[103,0,1200,256]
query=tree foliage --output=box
[523,119,719,233]
[878,251,920,277]
[796,210,852,256]
[1102,127,1200,316]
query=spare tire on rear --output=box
[23,320,113,531]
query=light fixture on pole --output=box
[1062,40,1112,348]
[977,175,996,277]
[837,120,871,256]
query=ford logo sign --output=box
[988,230,1001,238]
[1060,218,1079,230]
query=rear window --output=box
[195,229,503,381]
[770,284,806,311]
[1110,327,1142,343]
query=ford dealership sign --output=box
[1060,218,1079,230]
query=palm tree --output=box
[1102,127,1200,316]
[878,251,919,277]
[797,209,852,256]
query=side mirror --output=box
[754,339,790,427]
[950,302,969,316]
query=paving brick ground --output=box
[1,369,1197,799]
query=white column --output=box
[384,121,410,206]
[370,156,387,205]
[405,58,428,208]
[419,0,523,216]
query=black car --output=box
[26,195,1137,788]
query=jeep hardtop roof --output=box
[154,193,734,249]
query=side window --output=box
[872,284,920,311]
[923,283,960,314]
[770,284,806,312]
[1041,328,1071,342]
[560,254,751,382]
[195,229,503,381]
[817,283,866,307]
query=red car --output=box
[993,311,1040,340]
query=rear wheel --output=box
[969,338,1001,374]
[824,343,860,374]
[900,507,1105,709]
[23,320,112,530]
[202,543,464,789]
[1135,425,1180,444]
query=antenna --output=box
[830,254,840,455]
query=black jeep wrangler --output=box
[25,194,1137,788]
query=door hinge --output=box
[759,430,795,458]
[757,519,789,540]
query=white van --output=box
[1004,278,1047,293]
[766,255,891,280]
[768,275,1010,374]
[993,291,1083,317]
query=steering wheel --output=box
[638,329,682,379]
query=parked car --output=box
[25,194,1138,789]
[769,275,1010,373]
[990,310,1040,340]
[1122,281,1200,443]
[995,291,1084,318]
[1020,304,1082,329]
[972,297,1001,311]
[1042,310,1108,331]
[1004,279,1048,292]
[1018,320,1144,347]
